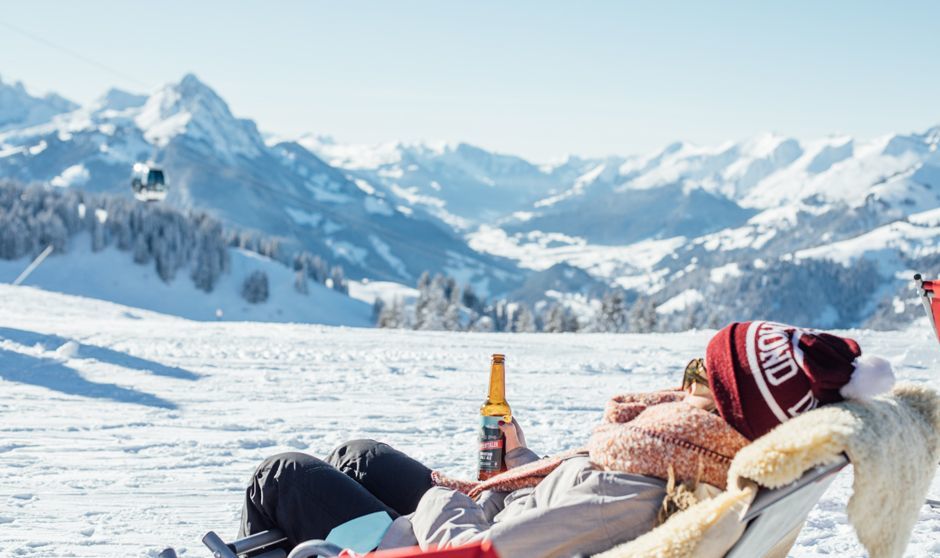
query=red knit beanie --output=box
[705,321,895,440]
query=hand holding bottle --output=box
[498,417,527,453]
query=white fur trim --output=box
[841,355,895,400]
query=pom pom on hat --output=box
[840,354,896,400]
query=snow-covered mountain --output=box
[301,135,576,228]
[3,72,940,329]
[505,131,940,243]
[309,128,940,328]
[464,129,940,328]
[0,75,519,292]
[0,75,78,132]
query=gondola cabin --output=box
[131,162,168,202]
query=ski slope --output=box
[0,241,373,327]
[0,285,938,557]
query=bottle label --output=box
[478,415,504,475]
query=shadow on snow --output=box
[0,327,201,409]
[0,348,177,409]
[0,327,201,381]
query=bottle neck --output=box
[487,362,506,403]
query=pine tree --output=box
[442,276,457,301]
[90,216,106,252]
[461,285,484,314]
[630,297,658,333]
[598,290,630,332]
[543,304,566,333]
[378,298,406,328]
[132,233,151,264]
[542,303,580,333]
[294,269,309,295]
[329,266,348,294]
[511,305,536,333]
[241,270,269,304]
[190,220,228,293]
[681,301,700,331]
[443,284,462,331]
[469,315,495,332]
[489,300,510,332]
[36,209,69,254]
[309,255,328,284]
[371,298,385,323]
[415,274,448,330]
[563,309,580,332]
[413,273,433,329]
[417,271,431,291]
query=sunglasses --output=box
[682,358,708,391]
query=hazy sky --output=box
[1,1,938,161]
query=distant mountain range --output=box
[1,73,938,329]
[0,74,518,294]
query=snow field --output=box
[0,240,372,327]
[0,285,938,557]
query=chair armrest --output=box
[742,454,849,522]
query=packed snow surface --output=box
[0,286,938,557]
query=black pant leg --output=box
[239,452,397,549]
[326,439,434,515]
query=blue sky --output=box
[1,1,938,161]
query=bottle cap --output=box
[491,353,505,363]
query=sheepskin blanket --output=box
[594,384,940,558]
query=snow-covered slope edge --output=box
[0,181,371,326]
[0,241,371,326]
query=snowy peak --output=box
[441,142,549,183]
[617,133,803,197]
[300,135,406,169]
[737,132,798,158]
[309,124,940,237]
[883,126,940,157]
[93,87,147,112]
[0,75,78,131]
[302,137,573,225]
[804,137,853,174]
[535,126,940,219]
[0,74,515,289]
[135,73,264,159]
[717,133,803,199]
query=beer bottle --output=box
[478,353,512,480]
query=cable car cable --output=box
[0,17,485,275]
[0,19,151,90]
[2,19,511,288]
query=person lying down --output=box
[237,321,896,558]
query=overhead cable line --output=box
[0,19,151,90]
[1,18,508,285]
